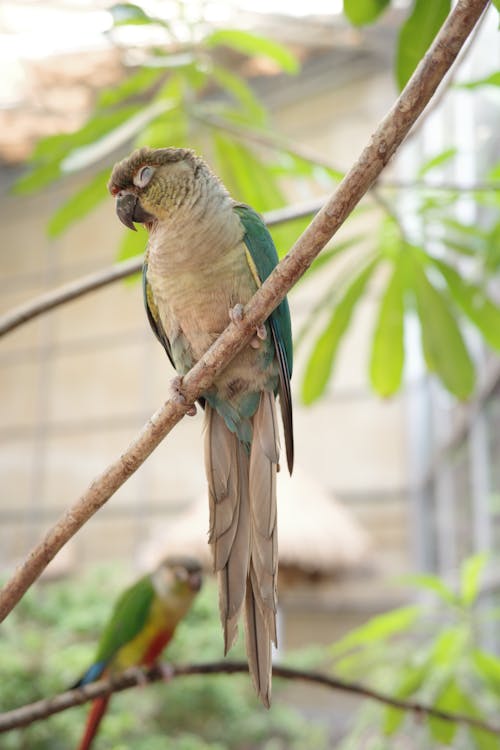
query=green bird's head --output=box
[108,146,214,230]
[153,555,203,611]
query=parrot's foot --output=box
[158,662,175,683]
[170,376,197,417]
[229,303,245,324]
[229,304,267,349]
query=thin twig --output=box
[0,197,324,339]
[0,661,498,736]
[0,0,489,623]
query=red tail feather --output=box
[78,695,111,750]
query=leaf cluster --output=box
[330,554,500,749]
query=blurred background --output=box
[1,1,500,748]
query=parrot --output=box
[73,556,202,750]
[108,146,294,707]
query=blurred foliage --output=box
[0,564,329,749]
[12,1,500,405]
[333,554,500,749]
[3,556,500,748]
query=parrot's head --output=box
[153,555,203,612]
[108,146,206,230]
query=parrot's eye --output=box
[133,165,154,188]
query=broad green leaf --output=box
[270,216,310,260]
[370,258,405,396]
[343,0,390,25]
[398,572,457,606]
[133,107,187,148]
[330,606,420,656]
[446,690,500,750]
[383,662,429,735]
[109,3,158,26]
[431,258,500,350]
[47,169,109,237]
[460,553,487,607]
[488,162,500,181]
[396,0,451,90]
[205,29,299,74]
[408,249,475,399]
[14,105,142,194]
[486,220,500,273]
[117,225,148,262]
[427,679,460,744]
[302,257,379,404]
[430,626,469,667]
[210,65,266,124]
[212,132,284,211]
[302,235,365,279]
[458,71,500,89]
[418,147,457,178]
[97,67,163,109]
[473,649,500,694]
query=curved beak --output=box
[116,192,154,231]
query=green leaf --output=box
[47,169,109,237]
[399,572,457,606]
[383,662,430,735]
[458,71,500,89]
[109,3,158,26]
[97,67,163,109]
[331,606,420,656]
[396,0,451,90]
[210,65,266,124]
[473,649,500,694]
[430,626,469,667]
[205,29,299,74]
[302,236,365,279]
[418,147,457,178]
[13,105,142,194]
[430,258,500,350]
[370,258,405,396]
[212,132,284,211]
[343,0,391,26]
[301,257,379,404]
[408,249,475,399]
[460,553,487,607]
[427,679,460,744]
[117,225,148,264]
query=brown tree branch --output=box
[0,0,489,623]
[0,198,324,339]
[0,660,498,736]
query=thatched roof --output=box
[140,466,369,582]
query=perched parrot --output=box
[73,556,202,750]
[108,147,294,707]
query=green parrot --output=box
[74,556,202,750]
[108,147,294,707]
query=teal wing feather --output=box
[234,203,294,472]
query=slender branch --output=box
[0,197,325,339]
[0,660,499,736]
[0,0,489,623]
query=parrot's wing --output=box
[143,259,206,409]
[76,575,155,686]
[234,203,294,473]
[143,260,175,369]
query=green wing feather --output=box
[234,203,294,472]
[94,574,155,665]
[143,260,175,369]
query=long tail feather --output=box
[78,695,111,750]
[204,394,279,707]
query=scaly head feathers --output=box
[108,146,222,229]
[152,555,203,613]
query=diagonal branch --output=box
[0,660,499,736]
[0,0,489,623]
